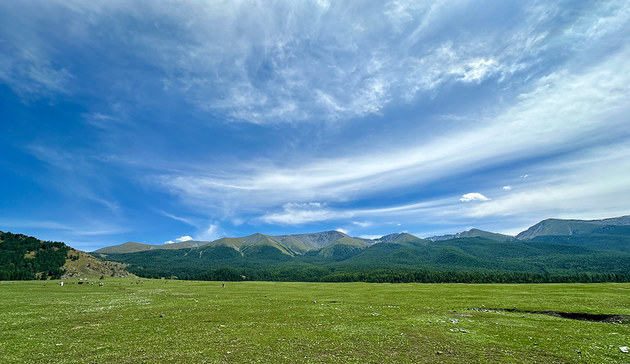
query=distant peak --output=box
[516,215,630,240]
[324,230,348,236]
[427,228,514,242]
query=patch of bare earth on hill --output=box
[62,249,134,278]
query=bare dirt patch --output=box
[473,308,629,324]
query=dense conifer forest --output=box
[0,231,69,280]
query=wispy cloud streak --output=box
[162,45,630,217]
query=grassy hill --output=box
[0,231,133,280]
[62,248,133,278]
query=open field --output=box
[1,280,629,363]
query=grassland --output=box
[1,280,628,363]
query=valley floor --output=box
[1,280,629,363]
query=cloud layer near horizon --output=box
[1,1,629,250]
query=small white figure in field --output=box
[60,281,64,287]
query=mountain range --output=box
[90,215,630,280]
[4,215,629,282]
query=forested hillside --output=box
[90,216,630,283]
[5,215,629,283]
[0,231,69,280]
[96,236,630,283]
[0,231,133,280]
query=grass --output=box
[1,279,629,363]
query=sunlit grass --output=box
[0,279,628,363]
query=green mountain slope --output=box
[96,235,630,280]
[374,233,428,245]
[455,229,515,242]
[202,233,304,257]
[93,240,208,254]
[86,215,630,282]
[93,231,352,256]
[427,229,514,242]
[274,231,348,250]
[317,237,369,260]
[516,215,630,240]
[526,234,630,253]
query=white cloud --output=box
[0,47,73,98]
[163,235,193,245]
[0,0,628,259]
[196,224,221,241]
[251,142,630,228]
[3,0,626,129]
[158,210,196,227]
[0,1,571,124]
[502,186,512,191]
[352,221,373,228]
[5,1,628,235]
[260,202,343,225]
[335,228,348,235]
[251,144,630,229]
[162,40,630,216]
[459,193,490,202]
[359,234,382,240]
[453,58,498,83]
[258,198,454,226]
[462,144,630,220]
[0,218,127,236]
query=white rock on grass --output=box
[620,346,629,353]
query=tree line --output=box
[128,265,630,284]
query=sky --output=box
[1,0,629,251]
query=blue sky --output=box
[1,1,630,251]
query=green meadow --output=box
[1,280,628,363]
